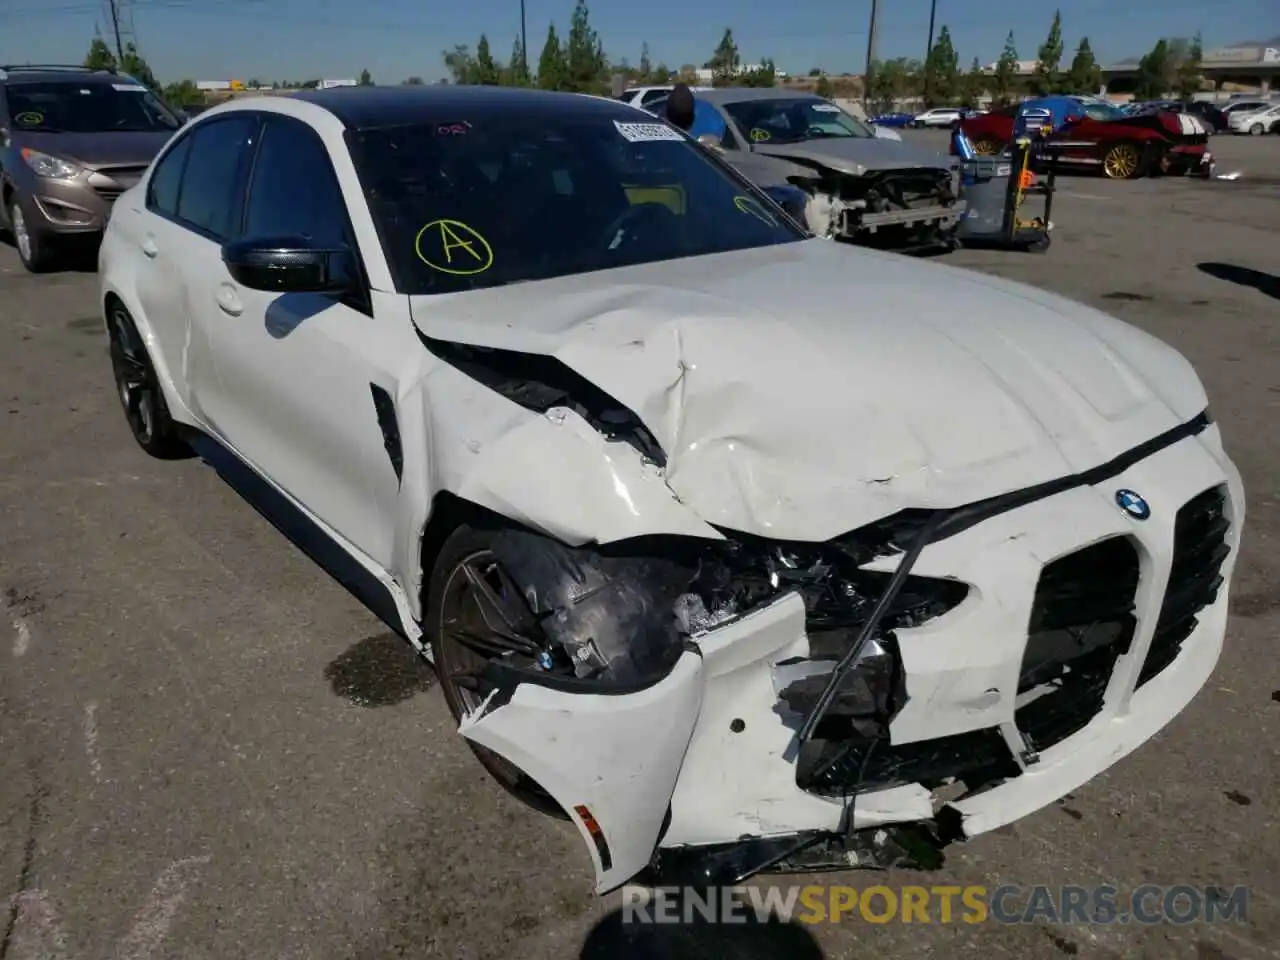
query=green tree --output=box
[991,31,1020,106]
[1063,37,1101,95]
[1030,9,1063,95]
[922,25,959,104]
[162,78,203,107]
[358,68,373,85]
[119,43,158,90]
[866,57,921,113]
[651,63,670,82]
[1134,38,1169,100]
[961,57,986,107]
[536,23,569,90]
[565,1,606,92]
[814,73,834,98]
[1175,31,1203,98]
[84,36,117,70]
[636,41,653,84]
[739,58,776,88]
[709,28,739,86]
[504,35,531,86]
[443,44,477,83]
[474,34,500,85]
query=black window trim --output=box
[240,112,374,317]
[146,111,261,244]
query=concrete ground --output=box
[1,132,1278,960]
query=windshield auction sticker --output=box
[614,120,683,142]
[733,195,777,226]
[14,112,43,125]
[414,219,493,275]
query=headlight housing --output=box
[21,148,82,180]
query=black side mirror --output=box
[222,236,355,293]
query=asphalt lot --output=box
[1,130,1278,960]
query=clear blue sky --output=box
[0,0,1273,85]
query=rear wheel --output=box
[107,304,190,459]
[1102,141,1143,179]
[972,137,1002,156]
[427,525,567,819]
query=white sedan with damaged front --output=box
[98,85,1245,893]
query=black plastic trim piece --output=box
[369,384,403,483]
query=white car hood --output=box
[410,239,1208,541]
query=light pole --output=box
[863,0,879,109]
[520,0,528,78]
[923,0,938,103]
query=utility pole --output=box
[108,0,125,64]
[863,0,879,108]
[520,0,528,78]
[923,0,938,102]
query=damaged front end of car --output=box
[795,165,966,252]
[454,510,975,892]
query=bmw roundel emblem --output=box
[1115,489,1151,521]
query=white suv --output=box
[912,106,965,127]
[98,85,1244,895]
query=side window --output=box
[640,89,669,106]
[175,114,258,240]
[146,133,193,216]
[242,116,349,247]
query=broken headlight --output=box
[483,514,968,691]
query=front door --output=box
[188,113,417,570]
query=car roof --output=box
[289,84,642,130]
[0,66,124,85]
[694,88,824,105]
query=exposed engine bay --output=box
[796,165,966,251]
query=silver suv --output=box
[0,64,183,272]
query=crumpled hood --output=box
[752,136,955,177]
[410,240,1208,540]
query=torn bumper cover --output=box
[458,417,1243,894]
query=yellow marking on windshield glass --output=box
[415,219,493,275]
[749,127,771,142]
[733,195,777,226]
[624,185,686,214]
[15,112,43,125]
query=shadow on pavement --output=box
[579,906,824,959]
[1197,262,1280,301]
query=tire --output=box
[107,304,190,459]
[972,137,1003,156]
[7,196,58,273]
[425,523,567,819]
[1249,122,1264,136]
[1101,141,1143,179]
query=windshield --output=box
[347,114,805,296]
[5,80,181,133]
[1081,101,1125,121]
[720,97,874,144]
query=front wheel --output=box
[7,197,58,273]
[427,524,567,819]
[1102,141,1143,179]
[1249,122,1264,136]
[107,305,190,459]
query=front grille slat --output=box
[1137,485,1230,688]
[1015,536,1140,752]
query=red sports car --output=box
[958,97,1213,180]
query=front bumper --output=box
[460,419,1244,893]
[1166,144,1214,178]
[17,168,141,235]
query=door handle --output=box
[215,284,243,316]
[140,236,158,258]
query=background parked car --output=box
[0,63,183,272]
[912,106,966,128]
[1227,102,1280,135]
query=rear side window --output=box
[147,134,193,217]
[174,114,258,241]
[639,89,669,106]
[242,116,348,247]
